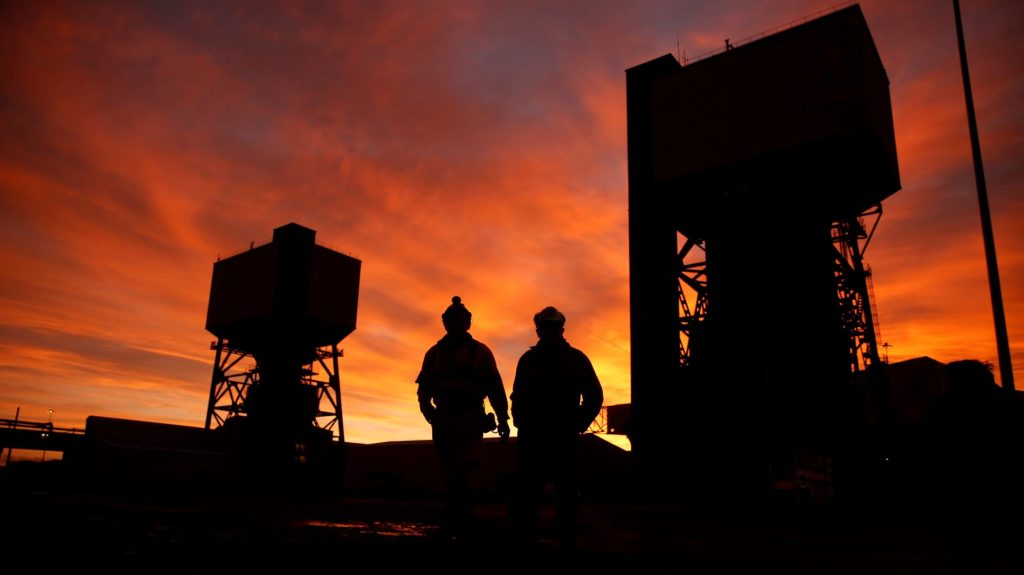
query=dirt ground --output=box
[4,465,1017,574]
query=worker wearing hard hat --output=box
[416,296,510,539]
[509,305,603,548]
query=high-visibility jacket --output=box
[417,332,508,421]
[511,337,603,436]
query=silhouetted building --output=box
[626,4,900,502]
[343,436,630,501]
[605,404,632,436]
[71,416,239,487]
[862,357,947,451]
[204,223,361,479]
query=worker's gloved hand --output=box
[421,405,436,424]
[497,419,511,443]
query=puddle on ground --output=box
[303,519,431,537]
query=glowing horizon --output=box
[1,0,1021,445]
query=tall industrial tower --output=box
[627,5,900,498]
[204,223,361,475]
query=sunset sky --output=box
[1,0,1021,445]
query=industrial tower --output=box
[627,5,900,499]
[204,223,360,475]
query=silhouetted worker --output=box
[925,359,1024,572]
[417,296,510,538]
[509,306,603,548]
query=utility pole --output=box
[953,0,1015,389]
[4,407,18,466]
[42,409,53,462]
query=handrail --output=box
[0,418,84,435]
[688,2,856,64]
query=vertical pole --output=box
[332,345,345,444]
[205,339,225,429]
[954,0,1015,389]
[42,409,52,462]
[4,407,18,466]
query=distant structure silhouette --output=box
[416,296,510,538]
[925,359,1024,570]
[626,4,900,502]
[203,223,361,479]
[509,306,603,547]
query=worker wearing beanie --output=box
[416,296,510,538]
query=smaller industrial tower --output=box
[203,223,360,476]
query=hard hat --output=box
[533,306,565,326]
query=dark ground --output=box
[3,462,1019,574]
